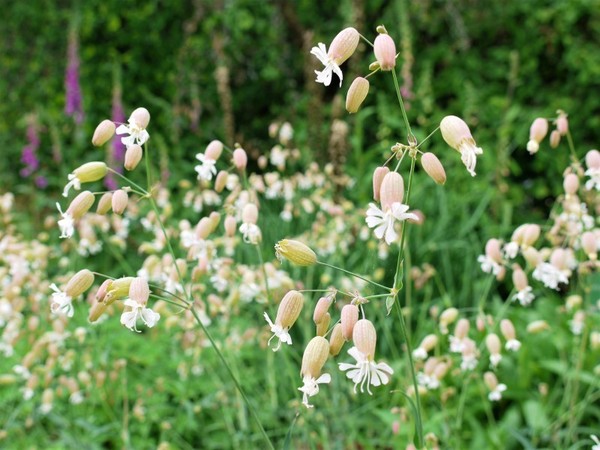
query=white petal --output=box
[140,307,160,327]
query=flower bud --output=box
[209,211,221,231]
[313,296,333,324]
[329,323,345,356]
[275,290,304,329]
[124,144,143,171]
[421,152,446,185]
[215,171,229,193]
[341,304,359,340]
[374,34,396,71]
[550,248,568,271]
[353,319,377,359]
[275,239,317,266]
[527,118,548,154]
[419,334,438,352]
[205,140,223,160]
[328,27,360,66]
[195,217,213,240]
[581,231,597,259]
[485,238,503,263]
[242,203,258,224]
[67,191,95,220]
[454,318,470,340]
[549,130,561,148]
[522,224,541,247]
[96,192,113,215]
[512,266,529,291]
[316,312,331,337]
[233,148,248,170]
[372,166,390,202]
[556,113,568,136]
[485,333,501,355]
[88,300,108,323]
[563,173,579,195]
[130,107,150,129]
[92,120,116,146]
[483,371,499,390]
[111,189,128,215]
[73,162,108,183]
[380,171,404,211]
[129,277,150,305]
[224,215,237,237]
[100,277,134,303]
[346,77,370,113]
[300,336,330,378]
[439,307,459,333]
[65,269,95,298]
[527,320,549,334]
[586,149,600,170]
[440,116,473,151]
[522,247,541,267]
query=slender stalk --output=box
[255,244,272,303]
[416,126,440,149]
[392,69,415,144]
[316,261,390,291]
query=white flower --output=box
[310,43,344,87]
[263,312,292,351]
[62,173,81,197]
[477,254,503,275]
[503,241,519,259]
[460,143,483,177]
[338,346,394,394]
[488,383,507,401]
[585,168,600,191]
[417,372,440,390]
[298,374,331,408]
[365,202,419,245]
[461,354,478,371]
[115,118,149,148]
[239,222,261,244]
[412,347,428,361]
[490,353,502,368]
[49,283,74,318]
[591,434,600,450]
[449,336,467,353]
[120,299,160,332]
[512,286,535,306]
[56,203,75,239]
[505,339,521,351]
[532,262,569,290]
[194,153,217,181]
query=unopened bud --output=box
[316,312,331,337]
[483,371,499,390]
[215,170,229,192]
[522,247,541,267]
[549,130,561,148]
[233,148,248,170]
[65,269,95,298]
[454,318,470,340]
[421,152,446,185]
[275,239,317,266]
[527,320,549,334]
[130,107,150,129]
[581,231,597,259]
[556,113,568,136]
[275,290,304,329]
[300,336,330,378]
[341,304,359,340]
[67,191,95,220]
[374,34,396,71]
[353,319,377,359]
[313,296,334,324]
[529,118,548,144]
[224,215,237,237]
[439,307,459,333]
[485,333,501,355]
[129,277,150,305]
[586,149,600,170]
[500,319,516,341]
[372,166,390,202]
[512,266,529,291]
[242,203,259,224]
[380,171,404,210]
[329,323,345,356]
[111,189,128,215]
[522,224,541,247]
[124,144,143,171]
[73,162,108,183]
[346,77,370,113]
[96,192,113,215]
[419,334,438,352]
[92,120,116,146]
[563,173,579,195]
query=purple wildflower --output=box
[65,29,84,124]
[20,119,40,178]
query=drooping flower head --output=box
[338,319,394,394]
[440,115,483,177]
[50,269,95,317]
[62,162,108,197]
[526,118,548,154]
[275,239,317,266]
[115,107,150,148]
[56,190,95,239]
[311,27,359,87]
[373,32,397,71]
[120,277,160,332]
[263,290,304,351]
[298,336,331,408]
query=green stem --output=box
[190,306,274,449]
[255,244,272,303]
[106,168,148,196]
[566,130,578,164]
[416,126,440,149]
[391,69,415,144]
[316,261,390,291]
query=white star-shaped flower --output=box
[56,203,75,239]
[116,119,149,148]
[239,222,261,244]
[585,168,600,191]
[263,312,292,351]
[298,374,331,408]
[488,383,506,401]
[591,434,600,450]
[49,283,74,318]
[505,339,521,352]
[120,299,160,332]
[338,346,394,394]
[477,254,503,275]
[365,202,419,245]
[532,262,569,290]
[310,43,344,87]
[512,286,535,306]
[194,153,217,181]
[62,173,81,197]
